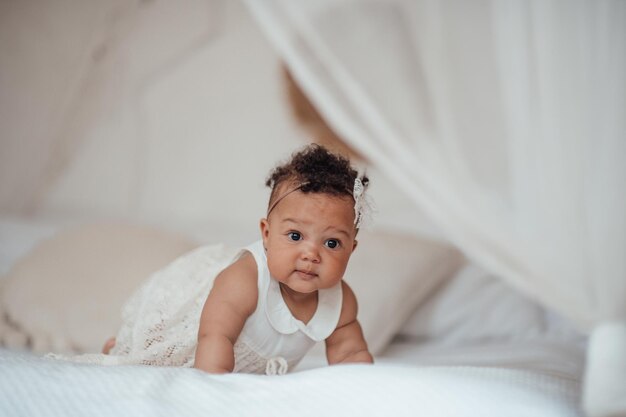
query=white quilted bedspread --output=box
[0,349,581,417]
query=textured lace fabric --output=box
[48,241,342,375]
[109,243,236,367]
[233,340,291,375]
[47,244,237,367]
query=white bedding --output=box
[0,348,581,417]
[379,339,584,379]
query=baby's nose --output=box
[301,243,321,263]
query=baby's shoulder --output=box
[336,281,359,328]
[211,252,258,308]
[220,251,257,278]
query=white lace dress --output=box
[49,241,343,375]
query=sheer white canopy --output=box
[244,1,626,416]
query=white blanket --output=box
[0,349,581,417]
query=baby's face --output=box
[260,190,357,294]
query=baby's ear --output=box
[351,239,358,253]
[259,218,270,243]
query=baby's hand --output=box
[325,282,373,365]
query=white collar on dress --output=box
[264,273,343,342]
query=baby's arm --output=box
[325,281,374,365]
[194,253,258,373]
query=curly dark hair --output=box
[265,144,369,211]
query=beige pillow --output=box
[0,222,197,353]
[0,223,461,358]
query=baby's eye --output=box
[325,239,340,249]
[288,232,301,241]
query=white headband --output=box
[267,178,371,228]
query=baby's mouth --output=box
[295,269,318,280]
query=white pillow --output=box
[397,262,586,345]
[330,229,463,355]
[0,222,198,353]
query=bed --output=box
[3,1,620,414]
[0,217,586,417]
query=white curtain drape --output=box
[244,1,626,415]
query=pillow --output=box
[0,222,198,353]
[0,223,463,357]
[318,229,464,356]
[397,262,586,345]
